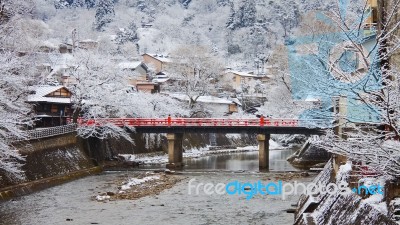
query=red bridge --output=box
[75,117,327,171]
[76,117,326,135]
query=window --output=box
[45,104,51,111]
[51,105,58,113]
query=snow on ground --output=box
[362,194,388,215]
[336,161,352,184]
[357,176,389,215]
[95,195,110,201]
[96,174,161,200]
[120,175,160,191]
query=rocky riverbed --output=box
[0,170,316,225]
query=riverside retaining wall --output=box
[0,132,99,200]
[0,131,257,200]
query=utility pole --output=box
[72,28,77,53]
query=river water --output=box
[141,149,299,172]
[0,150,313,225]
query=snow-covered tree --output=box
[66,50,134,141]
[93,0,114,31]
[115,21,138,44]
[226,1,236,30]
[0,0,41,180]
[0,52,35,181]
[167,46,224,109]
[269,0,301,38]
[227,0,256,30]
[304,0,400,177]
[0,0,35,23]
[123,92,189,118]
[54,0,70,9]
[84,0,96,8]
[53,0,97,9]
[179,0,192,8]
[254,80,264,94]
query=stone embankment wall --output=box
[0,132,100,200]
[0,131,257,200]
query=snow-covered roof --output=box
[27,85,71,104]
[36,63,52,68]
[46,64,73,79]
[39,40,59,49]
[80,39,97,43]
[152,78,170,83]
[229,71,257,77]
[118,61,143,69]
[144,53,173,63]
[169,94,236,105]
[231,98,242,106]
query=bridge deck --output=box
[133,126,323,134]
[76,118,326,134]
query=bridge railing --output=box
[74,117,329,128]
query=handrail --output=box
[10,124,78,141]
[73,117,329,128]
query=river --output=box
[141,149,300,172]
[0,150,314,225]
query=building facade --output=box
[27,86,73,127]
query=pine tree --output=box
[93,0,115,31]
[54,0,70,9]
[180,0,192,8]
[115,21,138,44]
[85,0,96,8]
[226,0,256,30]
[226,2,236,30]
[236,0,256,28]
[71,0,85,8]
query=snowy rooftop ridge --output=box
[143,53,173,63]
[229,70,256,77]
[118,61,142,69]
[27,85,71,104]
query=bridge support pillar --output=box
[166,133,184,170]
[258,134,270,171]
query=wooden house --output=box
[142,53,172,73]
[118,61,149,86]
[135,82,160,93]
[225,70,272,89]
[27,86,73,127]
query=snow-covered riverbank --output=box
[119,139,284,165]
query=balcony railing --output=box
[9,124,78,142]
